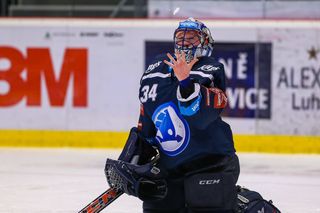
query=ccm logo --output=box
[0,46,88,107]
[199,179,220,185]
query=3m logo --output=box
[0,46,88,107]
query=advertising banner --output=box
[0,19,319,138]
[0,20,146,131]
[258,28,320,135]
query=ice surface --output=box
[0,148,319,213]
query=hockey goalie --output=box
[103,18,281,213]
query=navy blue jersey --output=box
[138,54,235,171]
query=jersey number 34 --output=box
[140,84,158,103]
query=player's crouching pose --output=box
[105,18,280,213]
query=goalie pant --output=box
[143,154,240,213]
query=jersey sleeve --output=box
[137,104,157,144]
[137,54,168,144]
[212,62,227,92]
[177,63,228,129]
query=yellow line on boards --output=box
[234,135,320,154]
[0,130,319,154]
[0,130,128,148]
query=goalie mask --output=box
[174,17,214,62]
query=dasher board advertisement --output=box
[0,19,319,136]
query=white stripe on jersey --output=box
[141,72,171,81]
[177,83,201,102]
[190,71,213,80]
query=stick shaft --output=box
[79,188,123,213]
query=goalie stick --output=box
[79,129,142,213]
[78,188,123,213]
[79,154,140,213]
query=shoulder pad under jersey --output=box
[144,54,168,74]
[192,56,226,91]
[195,56,224,72]
[140,54,172,84]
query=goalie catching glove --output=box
[104,127,167,201]
[105,158,167,201]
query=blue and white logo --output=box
[152,102,190,156]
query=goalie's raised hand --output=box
[164,51,198,81]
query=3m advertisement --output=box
[0,19,319,144]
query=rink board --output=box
[0,129,319,153]
[0,19,319,153]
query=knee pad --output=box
[184,171,237,212]
[237,187,281,213]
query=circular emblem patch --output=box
[152,102,190,156]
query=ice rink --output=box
[0,148,319,213]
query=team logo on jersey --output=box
[198,65,220,72]
[145,61,162,73]
[152,102,190,156]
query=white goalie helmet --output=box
[174,17,214,62]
